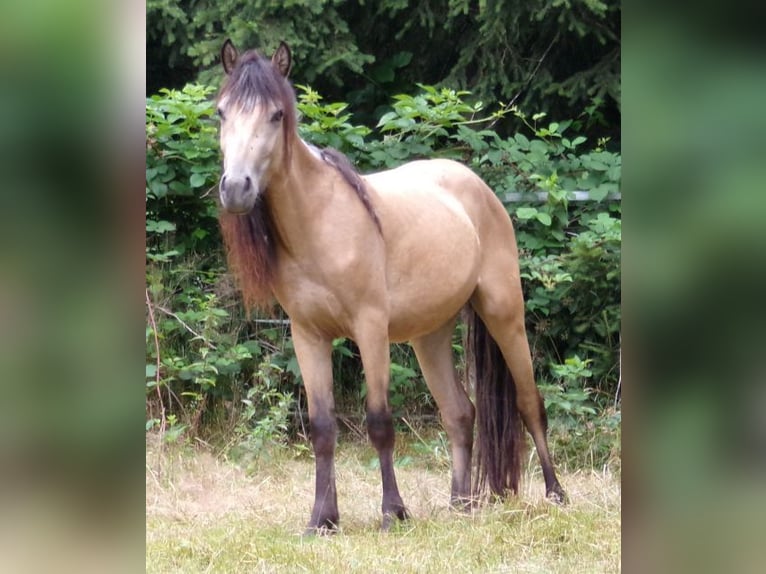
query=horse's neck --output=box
[266,138,349,257]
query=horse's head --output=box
[216,40,294,214]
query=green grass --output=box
[146,437,620,573]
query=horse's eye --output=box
[216,107,225,121]
[270,109,284,123]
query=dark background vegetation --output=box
[147,0,620,144]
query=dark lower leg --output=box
[449,444,474,510]
[367,408,409,528]
[445,410,475,508]
[523,396,567,503]
[306,415,339,533]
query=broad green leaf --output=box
[515,206,538,220]
[589,184,610,201]
[514,133,530,149]
[189,173,207,187]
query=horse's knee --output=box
[310,415,337,456]
[517,389,549,435]
[442,403,475,447]
[366,408,394,451]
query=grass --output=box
[146,434,620,573]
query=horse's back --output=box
[365,158,516,255]
[365,158,485,200]
[366,158,509,227]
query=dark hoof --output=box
[302,520,339,537]
[546,484,568,505]
[381,507,410,531]
[449,496,476,513]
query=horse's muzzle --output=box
[219,174,257,213]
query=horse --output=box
[214,39,567,534]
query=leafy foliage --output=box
[146,84,221,260]
[295,84,371,157]
[230,361,297,466]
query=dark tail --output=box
[468,309,524,498]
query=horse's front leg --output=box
[356,317,410,530]
[291,325,339,534]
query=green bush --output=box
[146,85,301,445]
[146,85,220,259]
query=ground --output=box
[146,435,620,573]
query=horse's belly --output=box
[387,280,475,342]
[365,159,495,341]
[385,211,480,342]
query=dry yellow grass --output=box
[146,436,620,573]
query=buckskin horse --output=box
[214,40,566,534]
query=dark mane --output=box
[219,196,277,313]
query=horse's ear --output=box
[221,39,239,75]
[272,41,292,77]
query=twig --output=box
[338,414,366,441]
[299,391,308,441]
[251,319,291,325]
[510,31,561,109]
[614,342,622,410]
[488,31,561,131]
[145,288,167,439]
[155,304,217,349]
[401,417,430,449]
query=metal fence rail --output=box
[503,190,621,203]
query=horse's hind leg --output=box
[411,318,475,508]
[471,281,567,503]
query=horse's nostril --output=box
[220,176,227,191]
[244,176,252,191]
